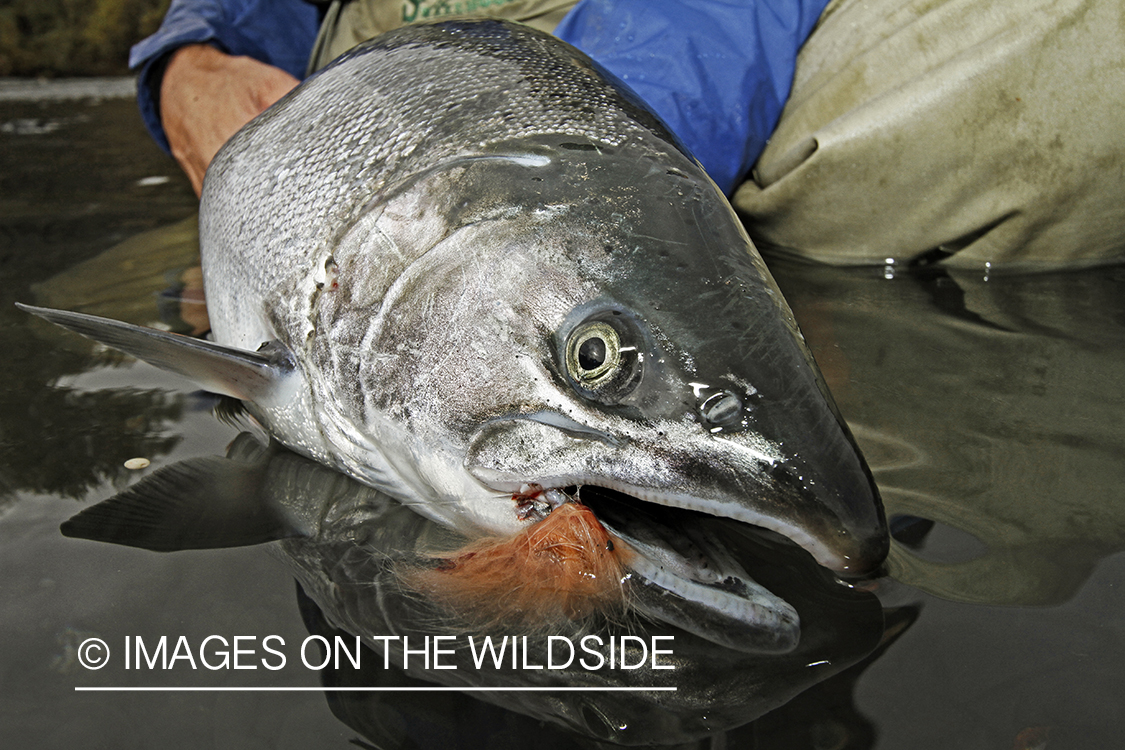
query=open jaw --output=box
[578,484,803,654]
[437,479,810,655]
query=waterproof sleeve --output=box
[129,0,320,152]
[556,0,830,194]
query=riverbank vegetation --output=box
[0,0,170,76]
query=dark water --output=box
[2,87,1123,749]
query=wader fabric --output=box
[308,0,577,73]
[736,0,1125,270]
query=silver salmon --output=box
[22,19,886,653]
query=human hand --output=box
[160,45,299,196]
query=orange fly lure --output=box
[407,502,633,632]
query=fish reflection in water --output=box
[62,431,884,746]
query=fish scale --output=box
[203,22,675,340]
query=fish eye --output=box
[569,322,619,384]
[563,316,643,403]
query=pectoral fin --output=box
[16,303,291,402]
[61,455,305,552]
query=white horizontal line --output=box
[75,686,676,692]
[0,77,136,102]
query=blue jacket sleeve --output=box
[129,0,320,153]
[556,0,829,194]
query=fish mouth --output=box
[466,414,887,580]
[469,475,806,654]
[464,415,886,653]
[575,484,801,654]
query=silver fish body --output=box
[203,19,884,561]
[26,20,887,652]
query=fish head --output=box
[306,130,886,650]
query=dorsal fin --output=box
[17,303,292,402]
